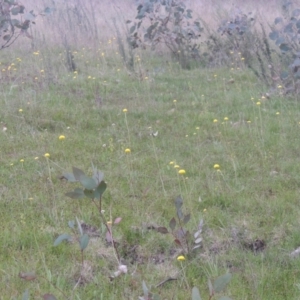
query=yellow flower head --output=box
[276,112,280,115]
[214,164,220,169]
[213,119,218,123]
[44,153,50,158]
[20,159,24,163]
[178,169,186,175]
[224,117,229,121]
[177,255,185,261]
[173,99,177,103]
[256,101,261,106]
[19,108,23,112]
[123,108,128,113]
[125,148,131,153]
[59,135,65,140]
[174,164,180,169]
[169,161,174,165]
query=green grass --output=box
[1,45,300,299]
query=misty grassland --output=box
[2,1,300,299]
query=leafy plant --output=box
[61,166,126,278]
[268,1,300,93]
[216,8,255,64]
[192,273,233,300]
[127,0,203,69]
[156,195,203,254]
[54,217,89,276]
[139,281,160,300]
[0,1,36,50]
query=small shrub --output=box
[127,0,203,69]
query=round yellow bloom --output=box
[224,117,229,121]
[169,161,174,165]
[213,119,218,123]
[214,164,220,169]
[20,159,24,163]
[256,101,261,106]
[174,164,180,169]
[276,112,280,115]
[125,148,131,153]
[59,135,65,140]
[178,169,186,175]
[44,153,50,158]
[203,208,207,212]
[19,109,23,112]
[173,99,177,103]
[177,255,185,261]
[123,108,128,113]
[34,157,39,160]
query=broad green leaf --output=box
[22,289,29,300]
[94,181,107,199]
[183,213,191,224]
[142,281,148,297]
[130,25,136,34]
[61,172,77,182]
[292,8,300,17]
[175,195,183,210]
[3,35,11,41]
[68,220,75,229]
[84,189,94,199]
[280,71,289,79]
[169,217,176,231]
[192,287,201,300]
[79,233,89,251]
[92,169,104,184]
[279,43,291,52]
[177,207,183,220]
[213,273,232,293]
[269,31,278,40]
[11,6,21,15]
[44,7,55,15]
[157,227,169,234]
[11,19,20,26]
[72,167,85,181]
[76,217,83,236]
[79,175,97,190]
[54,233,72,246]
[65,188,84,199]
[43,294,57,300]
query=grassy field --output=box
[2,1,300,299]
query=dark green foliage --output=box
[0,2,36,49]
[128,0,203,68]
[156,195,203,254]
[192,273,233,300]
[268,2,300,93]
